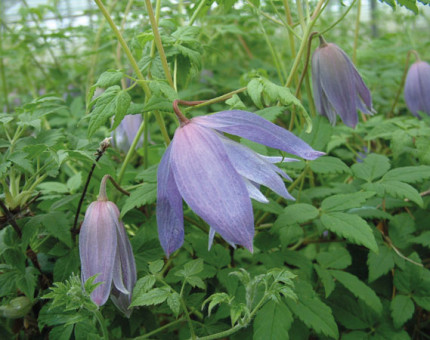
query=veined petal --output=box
[170,123,254,251]
[221,138,295,201]
[317,44,358,128]
[79,201,117,306]
[156,144,184,257]
[243,178,269,203]
[193,111,324,160]
[405,62,430,117]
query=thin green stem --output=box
[150,0,162,58]
[133,318,185,339]
[116,0,135,89]
[352,0,362,64]
[389,50,417,116]
[281,0,299,87]
[258,18,285,84]
[144,0,174,88]
[318,0,357,36]
[117,118,146,183]
[93,310,109,340]
[197,324,243,340]
[285,0,325,88]
[183,87,248,112]
[189,0,207,26]
[94,0,170,147]
[143,112,150,169]
[0,33,9,112]
[180,295,196,340]
[296,0,306,28]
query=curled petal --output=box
[192,110,324,160]
[243,178,269,203]
[221,138,295,201]
[79,201,117,306]
[170,123,254,251]
[156,144,184,257]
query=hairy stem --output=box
[144,0,174,87]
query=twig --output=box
[0,199,22,237]
[72,138,111,236]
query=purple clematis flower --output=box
[157,109,324,257]
[312,37,373,128]
[79,176,136,316]
[112,114,144,153]
[404,61,430,117]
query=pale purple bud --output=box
[156,110,324,257]
[79,178,136,316]
[111,114,144,153]
[404,61,430,117]
[312,40,374,128]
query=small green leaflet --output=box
[316,247,352,269]
[309,156,350,175]
[321,192,375,212]
[253,300,292,340]
[86,70,124,107]
[87,86,131,137]
[351,154,391,182]
[367,245,395,282]
[273,203,319,228]
[314,264,335,298]
[320,212,378,253]
[382,165,430,184]
[391,295,414,328]
[329,270,382,314]
[130,287,170,307]
[120,183,157,218]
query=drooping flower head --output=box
[311,36,373,128]
[157,108,324,257]
[79,176,136,316]
[112,114,144,153]
[404,60,430,117]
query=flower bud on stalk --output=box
[79,176,136,317]
[311,36,374,128]
[404,60,430,117]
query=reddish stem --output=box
[173,100,206,126]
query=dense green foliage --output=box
[1,0,430,339]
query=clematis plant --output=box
[311,36,373,128]
[79,175,136,317]
[157,101,324,257]
[404,60,430,117]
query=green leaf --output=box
[391,295,414,328]
[26,212,72,248]
[253,300,292,340]
[382,165,430,184]
[186,276,206,289]
[8,152,33,173]
[247,78,263,109]
[167,292,181,317]
[112,90,131,130]
[182,259,204,277]
[316,247,352,269]
[88,86,121,136]
[133,276,156,296]
[351,154,391,182]
[16,267,38,300]
[367,245,395,282]
[314,264,335,298]
[148,260,164,274]
[274,203,319,228]
[130,287,170,307]
[142,95,173,112]
[380,181,423,207]
[321,192,376,212]
[299,115,333,151]
[320,212,378,253]
[120,183,157,218]
[411,231,430,248]
[329,270,383,314]
[309,156,351,175]
[397,0,418,13]
[95,70,124,88]
[286,281,338,339]
[53,250,80,282]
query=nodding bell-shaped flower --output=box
[112,114,144,153]
[79,176,136,317]
[312,36,373,128]
[404,60,430,117]
[157,106,324,257]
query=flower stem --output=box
[180,294,196,340]
[72,138,111,237]
[318,0,357,36]
[388,50,417,116]
[144,0,174,88]
[94,0,170,146]
[99,174,131,201]
[189,0,207,25]
[133,318,185,339]
[352,0,362,64]
[93,310,109,340]
[183,87,248,112]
